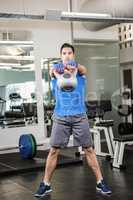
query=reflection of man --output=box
[34,43,112,198]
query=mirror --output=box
[0,31,37,128]
[74,40,120,130]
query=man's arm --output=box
[78,64,87,75]
[49,67,56,78]
[49,63,87,77]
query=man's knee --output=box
[49,147,60,157]
[83,146,94,155]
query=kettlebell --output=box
[55,68,77,92]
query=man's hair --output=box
[60,43,75,54]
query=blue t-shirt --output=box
[50,72,86,116]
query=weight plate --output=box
[19,134,33,159]
[29,134,35,157]
[31,134,37,157]
[29,134,37,157]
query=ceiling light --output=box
[107,56,118,59]
[6,46,25,56]
[0,62,21,66]
[74,43,105,46]
[90,56,118,60]
[61,12,111,19]
[90,56,106,60]
[0,41,33,45]
[0,66,11,70]
[0,55,34,60]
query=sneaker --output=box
[96,180,112,194]
[34,182,52,198]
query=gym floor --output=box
[1,147,133,200]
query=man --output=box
[34,43,112,197]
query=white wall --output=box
[33,22,72,58]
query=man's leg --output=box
[83,147,112,194]
[83,147,103,182]
[34,147,60,197]
[43,147,60,183]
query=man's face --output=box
[61,47,75,64]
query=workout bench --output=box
[91,119,115,158]
[112,135,133,168]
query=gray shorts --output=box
[50,113,93,148]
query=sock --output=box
[43,180,51,186]
[97,179,103,185]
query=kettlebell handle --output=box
[54,67,77,79]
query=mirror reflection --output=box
[0,38,37,128]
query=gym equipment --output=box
[93,119,115,159]
[19,134,37,159]
[110,89,133,169]
[56,68,78,92]
[77,100,115,159]
[111,92,133,168]
[122,91,130,100]
[3,111,25,128]
[117,104,133,135]
[44,104,55,137]
[0,97,6,128]
[0,97,6,114]
[112,135,133,169]
[67,60,78,68]
[23,103,37,124]
[118,104,131,118]
[121,88,133,123]
[53,60,77,74]
[0,131,83,176]
[118,123,133,135]
[30,134,37,157]
[2,93,25,128]
[53,61,78,92]
[9,93,23,112]
[53,62,64,74]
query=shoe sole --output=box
[96,187,112,195]
[34,189,52,198]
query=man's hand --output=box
[49,63,64,78]
[53,63,64,74]
[49,61,87,78]
[66,61,87,75]
[67,60,77,68]
[77,64,87,75]
[64,60,77,73]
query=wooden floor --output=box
[0,148,133,200]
